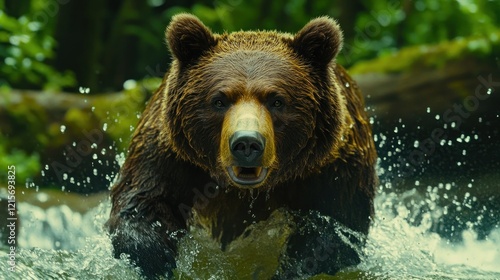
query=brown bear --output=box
[107,13,377,279]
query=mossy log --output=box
[354,57,499,127]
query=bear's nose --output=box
[229,130,265,166]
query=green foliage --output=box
[160,0,500,67]
[0,0,76,90]
[0,133,41,185]
[344,0,500,64]
[163,0,335,34]
[3,0,500,90]
[0,90,51,150]
[350,29,500,74]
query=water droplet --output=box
[102,123,108,131]
[78,87,90,94]
[345,82,350,88]
[92,154,98,160]
[63,173,68,180]
[414,140,419,148]
[435,114,440,120]
[60,125,66,133]
[426,107,431,113]
[123,79,137,90]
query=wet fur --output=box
[107,14,377,278]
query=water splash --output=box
[0,201,142,279]
[1,180,499,279]
[359,188,500,280]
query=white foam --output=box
[435,228,500,273]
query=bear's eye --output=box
[268,96,285,109]
[272,100,283,108]
[211,91,229,110]
[213,99,226,109]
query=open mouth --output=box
[227,166,268,186]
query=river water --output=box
[1,172,499,279]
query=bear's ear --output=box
[166,13,217,65]
[291,17,343,68]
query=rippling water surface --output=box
[1,177,499,280]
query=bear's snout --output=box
[229,130,265,166]
[227,130,269,187]
[220,100,276,188]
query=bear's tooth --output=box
[232,166,240,177]
[255,167,262,177]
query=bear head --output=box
[163,14,346,189]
